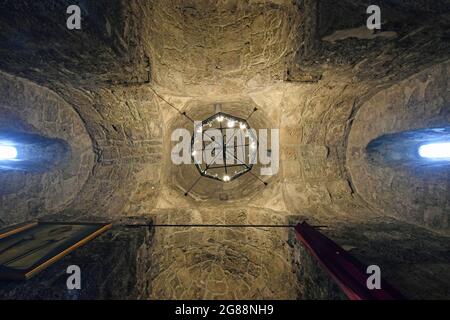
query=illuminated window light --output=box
[0,145,17,160]
[418,142,450,159]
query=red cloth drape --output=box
[295,222,404,300]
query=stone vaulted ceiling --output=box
[0,0,449,299]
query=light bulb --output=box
[239,123,247,129]
[217,115,224,122]
[227,120,235,128]
[223,175,230,182]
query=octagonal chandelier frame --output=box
[191,111,258,183]
[147,86,267,196]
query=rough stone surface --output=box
[288,215,450,300]
[287,226,347,300]
[54,86,164,218]
[348,61,450,233]
[143,0,302,92]
[0,72,93,227]
[318,217,450,300]
[0,0,151,86]
[146,208,298,299]
[0,0,449,300]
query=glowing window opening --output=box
[0,145,18,160]
[418,142,450,159]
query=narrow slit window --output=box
[0,145,17,160]
[418,142,450,160]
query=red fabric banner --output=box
[295,222,404,300]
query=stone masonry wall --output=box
[348,61,450,233]
[146,207,298,299]
[0,72,93,227]
[142,0,302,93]
[54,85,164,218]
[0,0,449,301]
